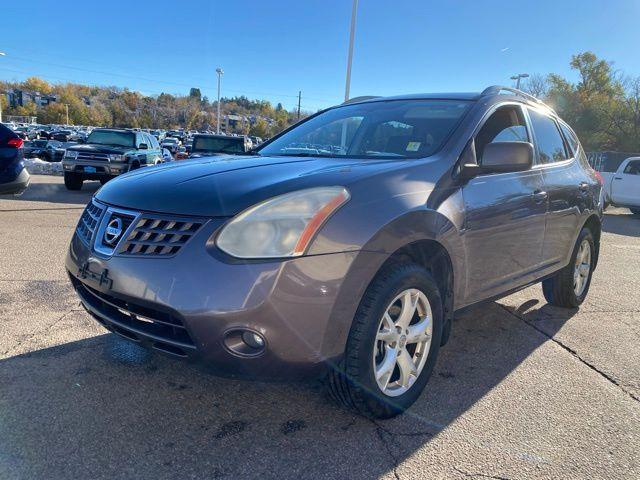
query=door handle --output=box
[532,190,548,203]
[614,177,622,180]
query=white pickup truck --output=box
[601,157,640,214]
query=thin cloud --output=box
[500,47,510,52]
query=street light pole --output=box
[216,67,223,134]
[510,73,529,90]
[0,52,6,123]
[344,0,358,102]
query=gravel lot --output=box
[1,175,639,480]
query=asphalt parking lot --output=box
[1,175,639,479]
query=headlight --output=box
[64,150,78,159]
[109,154,125,162]
[216,186,350,259]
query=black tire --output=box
[630,208,640,215]
[542,228,595,308]
[327,263,443,419]
[63,172,83,191]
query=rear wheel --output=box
[63,172,83,191]
[327,263,443,418]
[542,228,595,308]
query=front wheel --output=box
[542,228,595,308]
[63,172,83,191]
[327,263,443,419]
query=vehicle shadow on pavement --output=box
[0,178,99,207]
[602,211,640,237]
[0,299,575,480]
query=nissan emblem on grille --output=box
[104,217,123,245]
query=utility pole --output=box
[344,0,359,102]
[216,67,224,134]
[64,103,69,125]
[510,73,529,90]
[297,91,301,120]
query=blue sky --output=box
[2,0,639,111]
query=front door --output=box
[461,104,547,304]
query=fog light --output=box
[242,331,264,349]
[224,329,266,357]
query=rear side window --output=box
[559,123,580,156]
[474,105,529,164]
[623,160,640,175]
[528,109,568,164]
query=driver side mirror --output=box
[459,141,533,180]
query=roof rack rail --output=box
[481,85,555,112]
[342,95,381,105]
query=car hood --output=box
[95,155,403,217]
[67,144,130,154]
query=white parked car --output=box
[601,157,640,214]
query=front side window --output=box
[623,160,640,175]
[528,109,568,164]
[258,99,471,159]
[86,130,135,148]
[474,105,529,164]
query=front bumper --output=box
[66,213,377,379]
[63,160,129,177]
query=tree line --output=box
[0,77,306,138]
[523,51,640,153]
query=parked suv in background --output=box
[67,87,602,418]
[62,128,163,190]
[0,124,30,195]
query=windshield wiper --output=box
[276,152,338,158]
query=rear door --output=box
[611,159,640,207]
[461,103,546,304]
[527,108,585,269]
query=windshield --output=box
[259,99,470,159]
[86,130,134,147]
[193,136,245,153]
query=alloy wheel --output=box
[573,239,591,296]
[373,288,433,397]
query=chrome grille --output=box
[77,152,110,162]
[120,217,204,256]
[76,201,104,244]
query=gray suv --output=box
[66,87,602,418]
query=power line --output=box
[2,51,342,104]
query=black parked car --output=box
[62,128,163,190]
[23,140,63,161]
[189,134,251,158]
[0,124,30,195]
